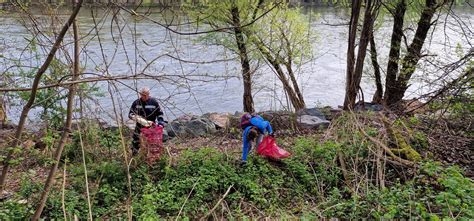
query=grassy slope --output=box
[0,113,473,219]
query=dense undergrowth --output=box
[0,112,473,220]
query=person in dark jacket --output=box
[241,113,273,165]
[128,87,165,155]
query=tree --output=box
[230,4,255,113]
[250,5,310,110]
[344,0,451,109]
[382,0,407,108]
[343,0,381,110]
[0,0,83,195]
[369,30,384,104]
[383,0,445,108]
[187,1,310,111]
[33,0,83,218]
[185,0,262,113]
[0,91,5,126]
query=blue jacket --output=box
[242,115,273,161]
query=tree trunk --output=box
[32,1,83,219]
[385,0,438,107]
[352,0,376,106]
[383,0,406,106]
[255,39,305,111]
[285,63,306,110]
[282,31,306,109]
[343,0,362,110]
[370,30,383,103]
[0,0,84,192]
[0,96,5,126]
[344,0,379,110]
[273,63,305,111]
[231,6,255,113]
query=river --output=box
[0,5,472,123]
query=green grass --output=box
[1,120,473,219]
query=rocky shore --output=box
[155,107,336,140]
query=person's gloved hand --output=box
[157,120,166,127]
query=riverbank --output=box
[0,109,472,219]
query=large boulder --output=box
[229,112,243,129]
[295,108,331,129]
[296,108,327,120]
[166,115,217,138]
[259,111,295,130]
[202,112,231,129]
[297,115,330,129]
[166,120,187,137]
[186,117,217,137]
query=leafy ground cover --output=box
[0,112,472,219]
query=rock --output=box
[228,114,242,129]
[203,112,230,129]
[186,118,217,137]
[297,115,330,129]
[296,108,327,120]
[166,116,217,138]
[167,121,186,137]
[259,111,294,130]
[162,128,169,142]
[354,102,384,112]
[17,199,27,204]
[176,114,196,122]
[327,107,343,121]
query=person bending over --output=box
[240,113,273,165]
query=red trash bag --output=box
[139,124,164,165]
[257,136,291,159]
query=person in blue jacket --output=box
[240,113,273,165]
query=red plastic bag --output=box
[257,136,291,159]
[139,124,164,165]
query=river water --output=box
[1,5,472,123]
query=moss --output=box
[392,129,422,161]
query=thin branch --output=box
[176,178,200,221]
[0,0,84,193]
[202,184,234,220]
[113,2,282,36]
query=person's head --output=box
[247,126,258,141]
[139,87,150,101]
[240,112,257,130]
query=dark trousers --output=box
[132,124,143,154]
